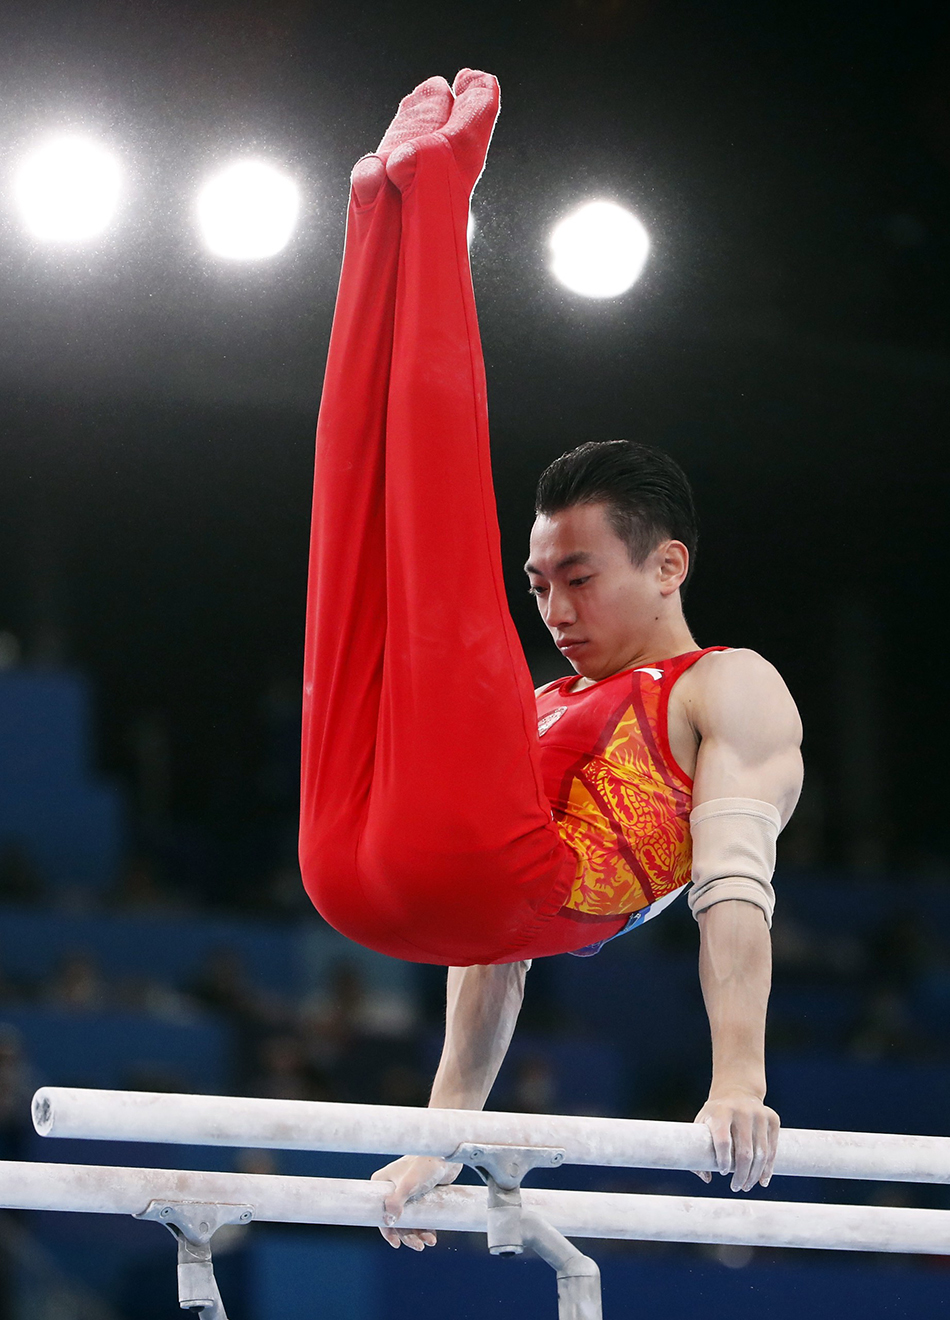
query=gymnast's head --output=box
[525,440,698,679]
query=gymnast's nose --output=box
[544,585,576,630]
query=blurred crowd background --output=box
[2,664,950,1317]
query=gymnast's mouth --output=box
[557,639,587,652]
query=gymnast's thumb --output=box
[381,1181,406,1227]
[370,1164,406,1226]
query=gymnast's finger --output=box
[706,1116,733,1180]
[744,1112,770,1192]
[400,1229,436,1252]
[380,1223,402,1248]
[691,1109,713,1182]
[371,1163,410,1239]
[373,1156,450,1237]
[731,1114,754,1193]
[370,1172,405,1227]
[761,1108,781,1187]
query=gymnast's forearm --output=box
[428,962,529,1109]
[698,900,771,1099]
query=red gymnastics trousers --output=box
[299,72,624,966]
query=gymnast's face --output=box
[525,502,688,681]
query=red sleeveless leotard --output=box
[535,647,730,925]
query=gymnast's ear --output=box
[656,539,690,595]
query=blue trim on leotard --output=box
[567,884,688,958]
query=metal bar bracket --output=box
[135,1199,253,1320]
[450,1142,566,1256]
[450,1142,602,1319]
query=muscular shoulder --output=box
[679,649,803,822]
[677,648,802,747]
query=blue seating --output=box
[492,1032,624,1117]
[0,1005,233,1093]
[0,908,304,997]
[0,907,417,1002]
[766,986,864,1051]
[548,938,707,1086]
[772,873,950,939]
[204,1235,950,1320]
[767,1056,950,1136]
[911,967,950,1039]
[0,671,123,892]
[422,1028,624,1119]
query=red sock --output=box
[351,75,454,206]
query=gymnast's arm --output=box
[688,647,803,1192]
[371,959,530,1249]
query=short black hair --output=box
[534,440,698,590]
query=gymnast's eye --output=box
[569,576,591,587]
[528,584,547,597]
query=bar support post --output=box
[451,1143,603,1320]
[135,1200,253,1319]
[522,1212,602,1320]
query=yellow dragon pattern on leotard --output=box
[536,655,713,919]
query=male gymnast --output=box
[297,70,804,1250]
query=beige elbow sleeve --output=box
[687,797,781,928]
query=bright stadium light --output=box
[197,160,299,260]
[549,200,650,298]
[14,136,122,242]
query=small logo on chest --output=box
[538,706,568,737]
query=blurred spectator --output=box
[775,780,827,868]
[250,1034,331,1102]
[252,1035,310,1100]
[114,972,197,1022]
[123,1062,190,1093]
[510,1053,557,1113]
[189,945,276,1026]
[770,912,821,978]
[189,944,286,1085]
[111,854,187,914]
[0,1025,36,1159]
[46,951,107,1012]
[864,915,936,993]
[320,961,364,1045]
[0,844,44,906]
[0,632,21,671]
[849,987,935,1062]
[301,960,417,1044]
[771,912,863,983]
[0,958,16,1009]
[378,1061,427,1108]
[297,962,421,1104]
[236,1149,280,1177]
[263,861,313,915]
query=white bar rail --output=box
[33,1087,950,1185]
[2,1160,949,1256]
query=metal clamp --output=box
[450,1143,566,1256]
[450,1142,566,1192]
[135,1200,253,1319]
[449,1142,602,1318]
